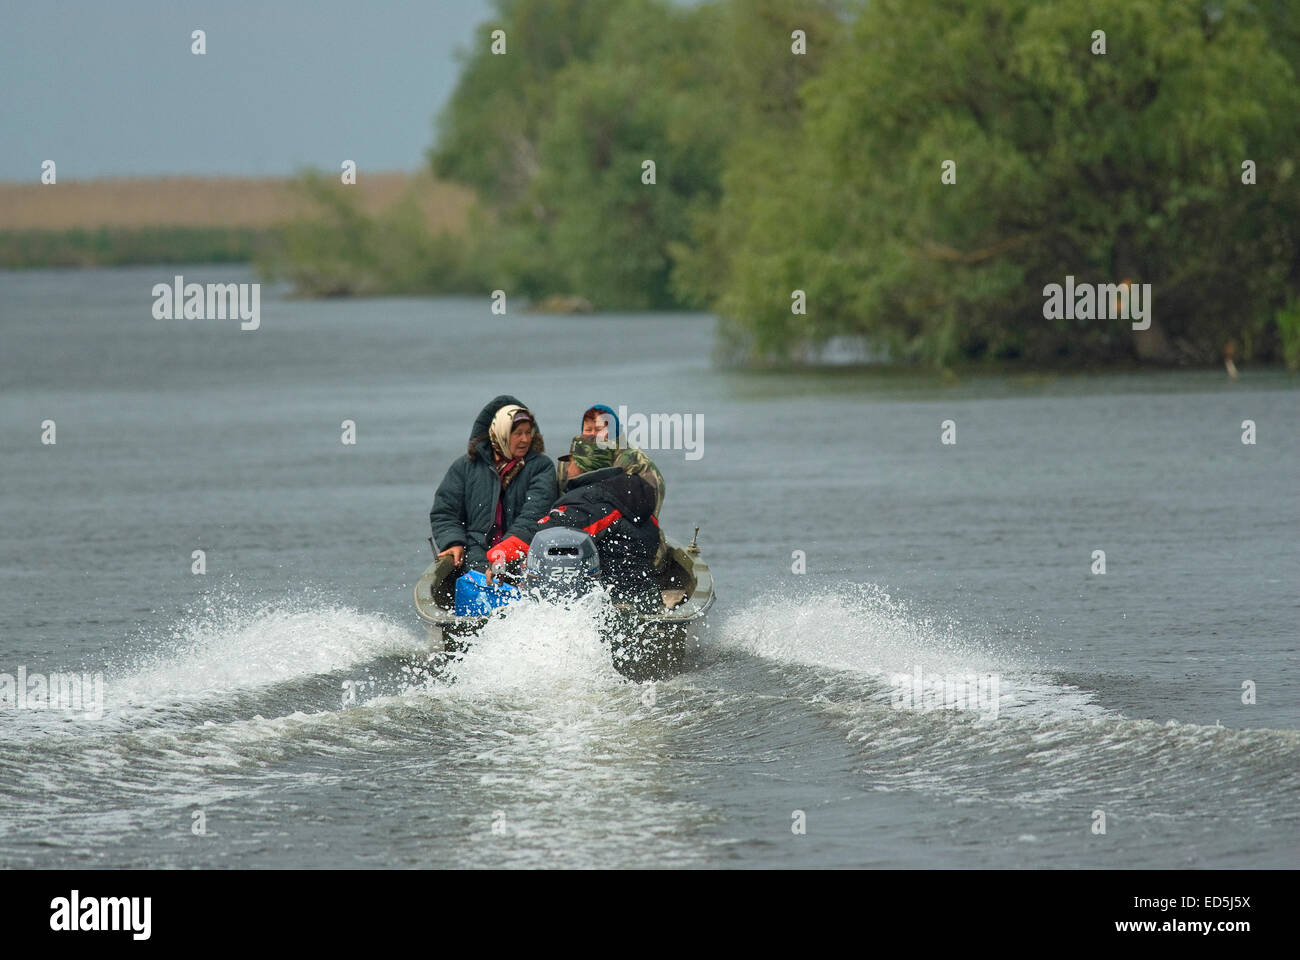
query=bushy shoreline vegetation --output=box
[0,227,270,269]
[275,0,1299,367]
[19,0,1300,369]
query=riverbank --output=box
[0,172,473,269]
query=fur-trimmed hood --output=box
[466,394,545,461]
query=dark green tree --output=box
[706,0,1299,365]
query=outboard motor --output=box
[524,527,602,598]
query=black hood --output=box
[564,466,624,491]
[470,394,524,440]
[606,472,657,524]
[566,469,656,525]
[466,394,545,461]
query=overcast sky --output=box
[0,0,494,181]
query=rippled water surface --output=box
[1,266,1296,867]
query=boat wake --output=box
[1,582,1294,867]
[716,582,1108,723]
[710,583,1299,828]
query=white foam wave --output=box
[715,583,1111,722]
[1,599,426,741]
[114,603,423,705]
[432,589,630,699]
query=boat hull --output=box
[414,537,714,681]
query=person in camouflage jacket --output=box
[558,432,669,570]
[561,405,666,518]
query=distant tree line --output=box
[272,0,1300,368]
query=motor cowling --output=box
[524,527,602,596]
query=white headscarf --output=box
[488,404,530,460]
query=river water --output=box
[1,265,1296,868]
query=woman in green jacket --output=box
[429,395,558,571]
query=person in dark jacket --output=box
[566,404,666,517]
[430,395,557,571]
[539,446,661,609]
[558,432,669,571]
